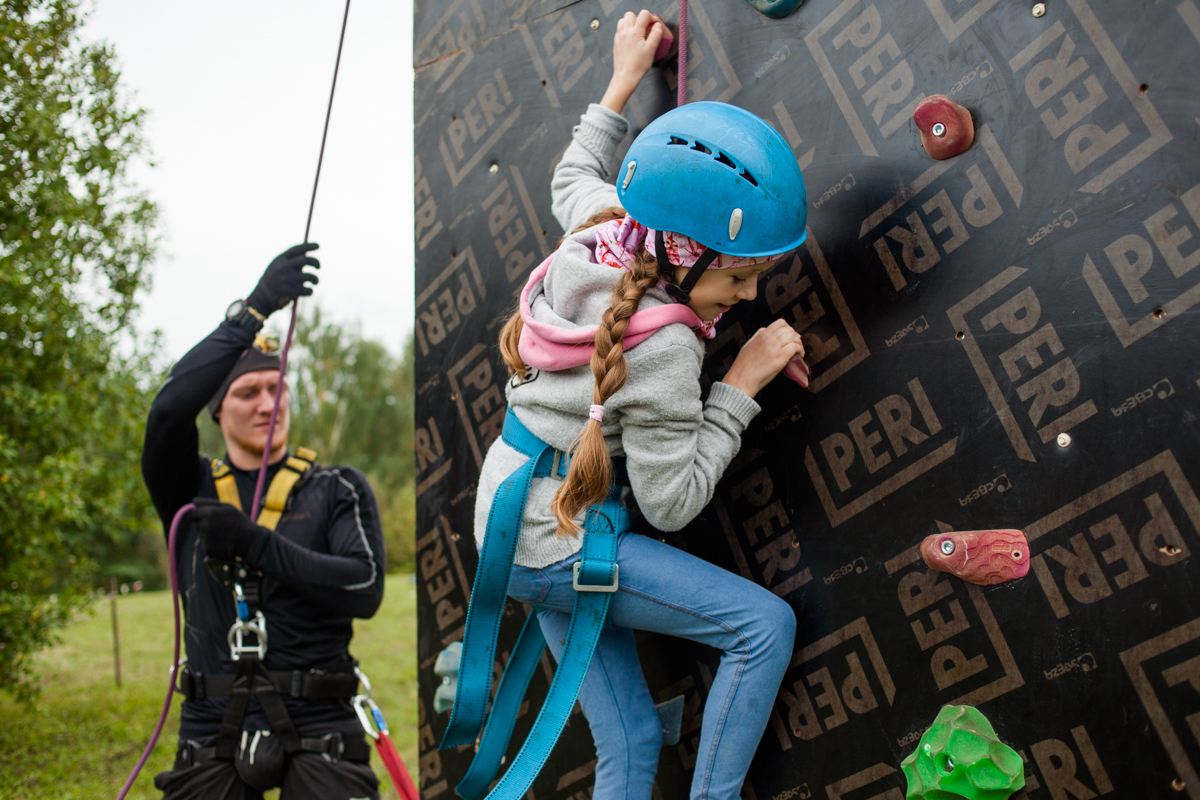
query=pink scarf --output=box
[518,217,778,370]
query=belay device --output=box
[439,409,630,800]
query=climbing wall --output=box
[413,1,1200,797]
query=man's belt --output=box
[180,667,360,702]
[178,730,371,766]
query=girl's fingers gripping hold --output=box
[721,319,806,400]
[602,10,664,114]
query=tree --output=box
[0,0,159,697]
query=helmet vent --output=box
[666,138,761,188]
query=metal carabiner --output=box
[353,694,387,741]
[354,665,372,698]
[227,611,268,661]
[170,657,189,694]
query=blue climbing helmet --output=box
[616,101,808,259]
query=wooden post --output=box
[110,577,121,688]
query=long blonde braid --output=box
[551,249,661,536]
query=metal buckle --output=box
[550,449,566,480]
[227,611,268,660]
[573,561,619,593]
[319,731,345,763]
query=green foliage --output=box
[0,0,160,697]
[197,307,417,572]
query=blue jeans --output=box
[508,533,796,800]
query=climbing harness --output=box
[440,409,631,800]
[353,669,421,800]
[212,446,317,530]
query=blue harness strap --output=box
[441,408,628,800]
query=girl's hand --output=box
[600,11,666,115]
[721,319,806,399]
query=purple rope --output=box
[115,502,190,800]
[250,0,352,519]
[677,0,688,106]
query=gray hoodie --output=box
[473,104,761,568]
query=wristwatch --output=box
[225,299,266,331]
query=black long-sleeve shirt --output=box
[141,319,386,739]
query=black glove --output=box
[190,497,270,564]
[246,243,320,314]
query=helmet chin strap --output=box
[657,228,720,304]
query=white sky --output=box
[84,0,415,361]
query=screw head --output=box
[590,18,600,30]
[488,163,499,174]
[932,122,946,137]
[940,538,956,555]
[1057,432,1072,447]
[1032,2,1046,16]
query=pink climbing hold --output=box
[920,529,1030,586]
[783,354,809,388]
[913,94,974,160]
[650,15,675,63]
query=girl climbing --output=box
[444,11,810,800]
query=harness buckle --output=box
[550,449,566,480]
[227,611,269,661]
[573,561,619,593]
[318,731,345,763]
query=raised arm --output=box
[550,10,665,234]
[141,243,321,530]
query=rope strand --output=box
[677,0,688,106]
[251,0,353,520]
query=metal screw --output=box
[1032,2,1046,16]
[590,18,600,30]
[1057,432,1072,448]
[489,163,499,174]
[940,539,956,555]
[932,122,946,137]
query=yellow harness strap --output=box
[209,447,318,531]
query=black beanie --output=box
[207,334,284,421]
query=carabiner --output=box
[227,611,268,661]
[353,694,388,741]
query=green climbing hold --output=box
[900,704,1025,800]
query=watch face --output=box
[226,299,246,320]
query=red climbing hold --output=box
[913,94,974,160]
[920,529,1029,586]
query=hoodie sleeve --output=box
[551,104,630,235]
[614,339,761,532]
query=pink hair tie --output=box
[589,404,605,423]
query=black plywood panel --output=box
[413,1,1200,798]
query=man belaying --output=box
[141,243,387,800]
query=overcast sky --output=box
[84,0,415,361]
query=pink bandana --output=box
[592,216,776,338]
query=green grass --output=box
[0,574,418,799]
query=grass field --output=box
[0,574,418,799]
